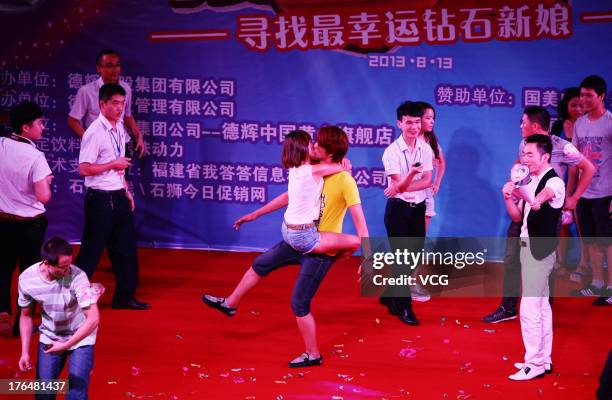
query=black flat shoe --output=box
[111,298,151,310]
[398,309,419,326]
[379,297,401,316]
[288,352,323,368]
[202,294,237,316]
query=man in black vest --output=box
[502,134,565,381]
[482,106,594,324]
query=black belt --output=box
[0,211,45,221]
[88,188,125,195]
[389,198,425,208]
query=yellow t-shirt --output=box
[317,171,361,234]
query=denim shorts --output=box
[282,222,320,254]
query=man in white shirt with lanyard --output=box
[380,101,434,326]
[0,101,52,336]
[502,134,565,381]
[76,83,149,310]
[68,49,144,157]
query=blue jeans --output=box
[252,241,336,317]
[281,222,320,253]
[36,343,94,400]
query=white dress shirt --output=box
[69,77,132,129]
[79,113,130,191]
[0,135,52,217]
[382,136,434,204]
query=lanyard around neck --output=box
[399,141,422,173]
[10,133,36,148]
[108,128,123,157]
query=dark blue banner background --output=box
[0,0,610,259]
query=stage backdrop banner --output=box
[0,0,610,259]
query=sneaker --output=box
[202,294,237,316]
[0,312,11,336]
[593,296,612,306]
[514,362,553,374]
[570,285,601,297]
[508,366,546,381]
[288,352,323,368]
[482,305,518,324]
[410,283,431,302]
[593,288,612,306]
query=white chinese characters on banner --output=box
[235,4,571,51]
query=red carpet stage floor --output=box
[1,249,610,399]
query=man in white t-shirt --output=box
[0,101,52,336]
[18,237,100,398]
[68,49,144,157]
[75,83,149,310]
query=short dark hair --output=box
[396,101,424,120]
[96,49,119,65]
[281,130,311,168]
[9,101,43,134]
[41,237,72,266]
[580,75,607,96]
[524,106,551,131]
[316,126,349,162]
[99,83,126,103]
[525,134,552,161]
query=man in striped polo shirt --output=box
[18,237,101,398]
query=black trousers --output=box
[382,198,426,311]
[501,221,522,310]
[597,348,612,400]
[0,216,47,314]
[75,188,139,303]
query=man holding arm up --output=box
[380,101,434,326]
[76,83,149,310]
[502,135,565,381]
